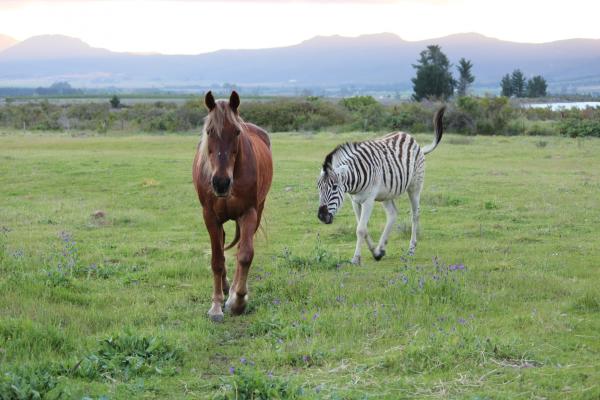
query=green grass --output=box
[0,130,599,399]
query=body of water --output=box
[526,101,600,110]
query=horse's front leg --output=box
[204,211,225,322]
[225,208,257,315]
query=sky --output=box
[0,0,599,55]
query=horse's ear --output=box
[205,91,216,111]
[229,91,240,113]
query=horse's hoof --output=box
[350,256,361,266]
[230,302,247,316]
[373,250,385,261]
[208,312,224,323]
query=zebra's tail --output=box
[422,106,445,155]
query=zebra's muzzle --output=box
[318,205,333,224]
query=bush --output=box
[559,118,600,138]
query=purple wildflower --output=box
[458,317,466,325]
[240,357,247,364]
[267,371,273,379]
[272,298,281,305]
[229,366,235,374]
[302,355,310,363]
[312,313,319,321]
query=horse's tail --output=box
[224,221,240,251]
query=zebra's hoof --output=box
[373,250,385,261]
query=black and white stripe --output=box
[317,107,445,264]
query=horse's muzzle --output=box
[212,176,231,197]
[318,205,333,224]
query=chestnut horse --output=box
[193,91,273,322]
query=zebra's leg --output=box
[407,187,422,256]
[352,198,375,265]
[372,200,397,261]
[352,199,376,254]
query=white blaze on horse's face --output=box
[206,124,240,197]
[317,169,344,224]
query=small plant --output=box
[216,365,305,400]
[484,200,498,210]
[44,231,79,287]
[73,331,183,382]
[277,235,342,270]
[0,365,65,400]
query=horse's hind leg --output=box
[204,211,225,322]
[225,208,257,315]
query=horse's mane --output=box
[198,101,245,177]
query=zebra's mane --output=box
[322,142,355,174]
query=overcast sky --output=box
[0,0,598,54]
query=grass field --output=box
[1,130,599,399]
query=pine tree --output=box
[110,95,121,109]
[500,74,513,97]
[456,58,475,97]
[511,69,527,98]
[411,45,456,101]
[526,75,548,97]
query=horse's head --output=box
[202,91,243,197]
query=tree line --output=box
[411,45,548,100]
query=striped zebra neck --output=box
[324,142,363,193]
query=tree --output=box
[411,45,456,101]
[526,75,547,97]
[456,58,475,96]
[110,95,121,109]
[511,69,527,98]
[500,74,513,97]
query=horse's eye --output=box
[332,184,338,190]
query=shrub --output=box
[559,118,600,138]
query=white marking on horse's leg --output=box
[352,198,375,265]
[374,200,397,260]
[408,187,421,256]
[208,302,224,322]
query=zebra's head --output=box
[317,164,347,224]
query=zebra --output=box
[317,107,445,264]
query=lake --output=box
[525,101,600,110]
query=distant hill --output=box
[0,34,18,52]
[0,35,112,59]
[1,32,599,93]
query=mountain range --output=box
[1,33,599,93]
